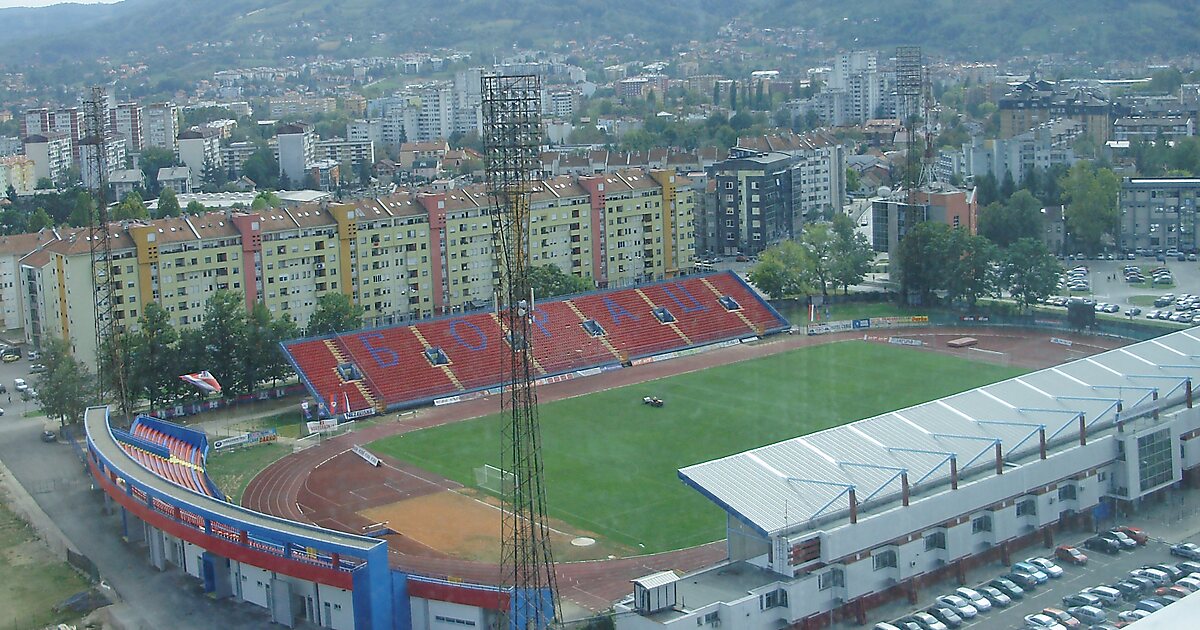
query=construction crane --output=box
[83,86,131,419]
[481,73,559,630]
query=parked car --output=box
[1083,586,1121,606]
[1068,606,1106,625]
[1027,557,1064,578]
[1084,536,1120,554]
[13,378,27,392]
[25,350,39,361]
[979,586,1012,607]
[1110,581,1143,600]
[1155,585,1191,599]
[40,430,54,443]
[934,595,977,619]
[1135,599,1165,613]
[873,624,903,630]
[1127,576,1156,593]
[953,587,991,612]
[28,363,46,374]
[1118,609,1151,623]
[926,606,963,628]
[1130,568,1170,586]
[1012,562,1050,584]
[989,577,1025,599]
[1040,607,1080,628]
[1055,545,1088,565]
[908,611,948,630]
[1062,592,1103,609]
[1175,560,1200,575]
[892,618,925,630]
[1148,563,1185,582]
[1006,572,1039,590]
[1023,613,1066,630]
[1175,577,1200,592]
[1114,526,1149,545]
[1171,542,1200,560]
[1103,530,1138,549]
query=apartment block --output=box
[109,102,144,151]
[314,138,376,168]
[23,132,73,183]
[999,78,1112,144]
[1118,177,1200,253]
[14,169,693,365]
[0,156,37,194]
[177,128,222,189]
[143,102,180,152]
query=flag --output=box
[343,390,352,415]
[179,371,222,394]
[329,392,339,415]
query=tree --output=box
[27,207,53,232]
[68,191,96,227]
[897,221,951,304]
[267,313,301,385]
[157,187,181,217]
[942,229,996,307]
[845,168,861,194]
[801,222,836,296]
[250,191,281,211]
[306,293,365,337]
[829,213,874,294]
[978,189,1042,248]
[201,157,227,192]
[112,190,149,221]
[1000,238,1061,310]
[127,302,179,411]
[200,291,249,397]
[242,148,279,189]
[241,302,281,395]
[5,185,16,205]
[186,200,207,215]
[1061,162,1119,254]
[529,264,593,299]
[748,240,812,299]
[34,337,93,427]
[35,177,53,190]
[139,147,177,195]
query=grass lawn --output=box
[369,341,1026,552]
[0,495,90,627]
[205,443,291,504]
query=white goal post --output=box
[474,464,515,495]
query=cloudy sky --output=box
[0,0,119,7]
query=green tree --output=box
[1061,162,1119,254]
[200,157,227,192]
[529,264,593,298]
[748,240,812,299]
[1000,238,1061,310]
[35,177,53,190]
[157,187,181,218]
[829,213,874,294]
[186,200,207,215]
[250,191,282,211]
[897,221,951,304]
[68,191,96,227]
[139,147,177,195]
[306,293,365,336]
[27,207,53,232]
[128,302,179,411]
[34,337,94,427]
[241,302,280,395]
[943,228,996,307]
[845,168,861,194]
[242,148,280,189]
[112,190,149,221]
[267,313,301,385]
[200,291,249,397]
[978,189,1042,247]
[801,222,836,297]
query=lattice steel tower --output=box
[895,46,924,196]
[481,73,559,629]
[83,86,131,418]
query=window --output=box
[1016,499,1037,517]
[924,531,946,551]
[818,568,843,591]
[761,588,788,609]
[1138,428,1174,490]
[873,549,897,571]
[434,616,476,627]
[1058,485,1077,501]
[972,514,992,534]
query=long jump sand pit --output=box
[359,490,632,563]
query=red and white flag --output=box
[179,371,222,394]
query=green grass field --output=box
[369,341,1026,553]
[206,443,291,504]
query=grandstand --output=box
[282,271,789,414]
[115,415,224,499]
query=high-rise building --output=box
[999,79,1112,144]
[109,103,144,151]
[23,133,73,184]
[177,128,222,190]
[143,102,180,153]
[21,108,50,138]
[277,123,315,186]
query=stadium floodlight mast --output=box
[481,72,559,630]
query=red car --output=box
[1055,545,1088,566]
[1115,525,1149,545]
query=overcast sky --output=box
[0,0,119,8]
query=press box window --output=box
[872,549,897,571]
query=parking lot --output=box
[1047,256,1200,322]
[877,524,1199,629]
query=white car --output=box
[1026,556,1064,578]
[1024,613,1066,630]
[934,594,978,619]
[13,378,27,392]
[954,586,992,612]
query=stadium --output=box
[81,270,1200,630]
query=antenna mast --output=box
[482,73,559,630]
[84,86,131,418]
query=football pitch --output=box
[369,340,1026,553]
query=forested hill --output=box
[1,0,1196,69]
